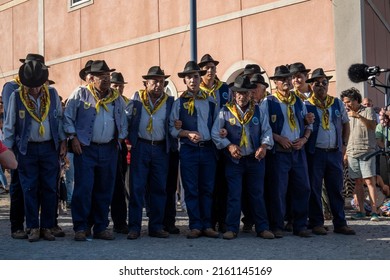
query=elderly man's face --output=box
[274,77,292,92]
[145,77,165,98]
[111,83,124,95]
[252,84,266,103]
[92,72,111,92]
[311,77,329,99]
[234,91,251,108]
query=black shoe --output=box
[149,230,169,238]
[164,225,180,234]
[114,225,129,234]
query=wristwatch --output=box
[68,134,76,140]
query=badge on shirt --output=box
[229,118,236,125]
[53,109,58,118]
[252,116,259,125]
[222,92,229,100]
[183,102,189,110]
[84,102,91,109]
[19,110,25,119]
[335,110,341,117]
[271,115,277,123]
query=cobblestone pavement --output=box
[0,194,389,260]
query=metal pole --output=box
[190,0,197,62]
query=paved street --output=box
[0,194,389,260]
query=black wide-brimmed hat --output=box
[178,61,207,78]
[110,72,128,84]
[229,75,256,92]
[305,68,333,83]
[19,60,49,88]
[19,53,46,64]
[243,64,265,75]
[142,66,170,79]
[250,73,269,88]
[79,60,94,80]
[85,60,115,74]
[198,54,219,68]
[289,62,311,74]
[269,65,292,80]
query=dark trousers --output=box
[267,150,311,233]
[111,142,129,229]
[9,168,25,233]
[163,150,179,228]
[307,149,347,228]
[211,152,228,231]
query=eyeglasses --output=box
[313,80,329,87]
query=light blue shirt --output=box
[315,98,349,149]
[91,103,116,143]
[3,89,65,148]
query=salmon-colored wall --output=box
[0,0,382,104]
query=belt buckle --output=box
[151,140,157,146]
[198,141,205,148]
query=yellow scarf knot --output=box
[274,91,297,132]
[308,95,335,130]
[226,101,255,147]
[139,90,168,133]
[87,84,119,113]
[19,84,50,137]
[200,80,223,100]
[180,91,208,116]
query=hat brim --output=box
[110,80,128,84]
[269,73,292,80]
[306,75,333,83]
[290,69,311,75]
[198,60,219,68]
[142,74,170,80]
[178,70,207,78]
[19,59,50,68]
[86,68,116,74]
[19,68,49,88]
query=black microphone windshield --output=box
[348,63,370,83]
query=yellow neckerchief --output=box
[86,84,119,113]
[121,95,130,105]
[308,94,335,130]
[226,100,255,147]
[274,91,297,131]
[19,84,50,136]
[13,76,22,86]
[138,89,168,133]
[200,80,223,100]
[294,85,313,101]
[180,90,208,116]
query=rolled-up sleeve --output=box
[211,108,231,150]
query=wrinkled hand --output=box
[379,108,390,127]
[347,110,360,119]
[174,119,182,130]
[71,136,83,155]
[228,144,242,159]
[277,136,293,149]
[59,141,67,159]
[219,128,228,138]
[187,131,202,143]
[292,138,306,150]
[305,112,315,125]
[255,145,267,160]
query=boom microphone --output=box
[348,63,390,83]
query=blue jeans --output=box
[179,144,216,230]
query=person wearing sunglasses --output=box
[304,68,355,235]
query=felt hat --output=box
[18,60,49,88]
[178,61,207,78]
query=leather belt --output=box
[91,139,115,145]
[28,140,53,144]
[138,138,166,146]
[275,143,293,153]
[315,147,338,152]
[196,140,212,148]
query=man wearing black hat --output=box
[198,53,231,233]
[3,59,67,242]
[250,73,270,104]
[212,75,274,240]
[304,68,355,235]
[289,62,313,101]
[64,60,128,241]
[169,61,219,239]
[261,65,313,238]
[125,66,173,239]
[109,71,130,234]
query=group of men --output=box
[3,52,372,243]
